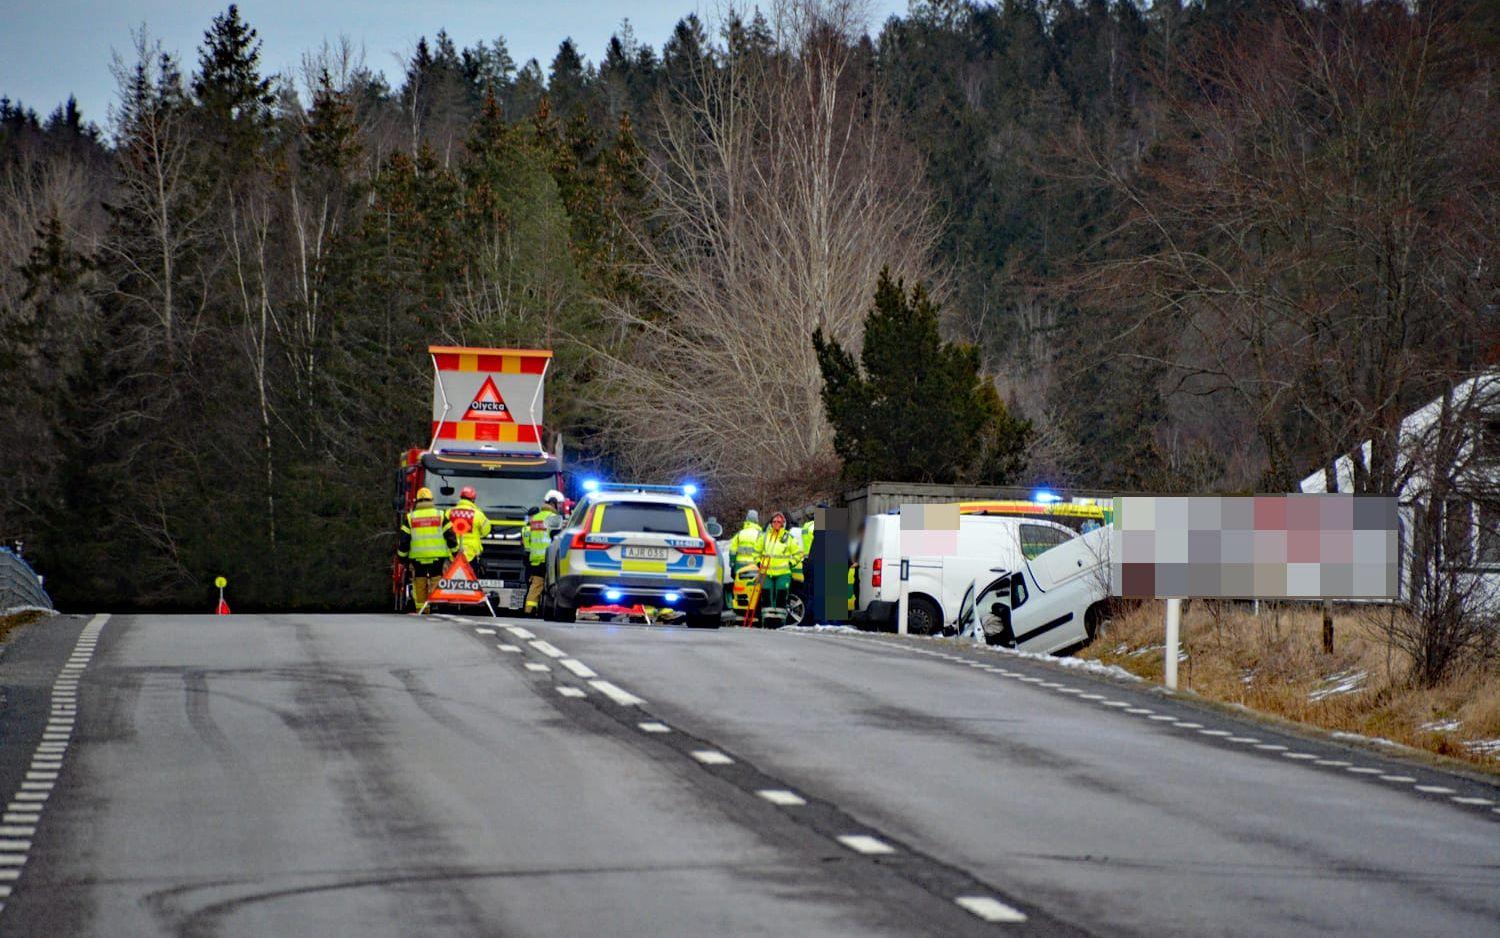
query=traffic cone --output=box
[214,575,230,615]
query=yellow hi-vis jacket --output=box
[730,521,762,568]
[446,498,492,560]
[758,527,800,577]
[524,507,559,565]
[400,504,455,563]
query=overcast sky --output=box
[0,1,911,132]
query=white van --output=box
[954,527,1111,653]
[854,513,1079,634]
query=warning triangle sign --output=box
[463,376,514,423]
[426,554,487,604]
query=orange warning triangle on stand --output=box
[426,554,487,604]
[462,375,514,423]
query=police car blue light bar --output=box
[1033,489,1062,504]
[594,483,696,495]
[581,478,600,492]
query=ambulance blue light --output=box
[582,478,600,493]
[604,588,623,602]
[664,592,680,604]
[682,483,698,497]
[1034,489,1061,504]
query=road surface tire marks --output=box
[490,624,1093,938]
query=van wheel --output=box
[906,595,941,636]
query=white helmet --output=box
[545,489,564,505]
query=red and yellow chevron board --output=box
[429,346,550,447]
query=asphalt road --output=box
[0,612,1496,937]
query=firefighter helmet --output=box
[415,486,433,501]
[460,485,477,500]
[545,489,564,505]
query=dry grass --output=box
[0,610,49,644]
[1079,601,1500,774]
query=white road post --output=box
[897,558,910,636]
[1164,597,1182,690]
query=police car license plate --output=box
[624,547,668,560]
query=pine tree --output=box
[192,4,273,167]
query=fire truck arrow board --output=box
[462,375,514,423]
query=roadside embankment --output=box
[1078,601,1500,774]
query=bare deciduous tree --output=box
[588,0,940,507]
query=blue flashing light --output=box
[604,588,623,602]
[581,478,600,493]
[1033,489,1062,504]
[663,592,680,604]
[682,483,698,497]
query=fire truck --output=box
[392,346,564,612]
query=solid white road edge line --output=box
[955,896,1028,924]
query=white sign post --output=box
[897,558,910,636]
[1164,597,1182,690]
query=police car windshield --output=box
[601,503,693,535]
[429,470,555,511]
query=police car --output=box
[541,483,725,627]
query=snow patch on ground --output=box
[1309,670,1367,701]
[781,624,863,634]
[983,644,1142,682]
[1331,729,1404,749]
[1418,719,1462,733]
[1464,739,1500,758]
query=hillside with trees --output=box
[1,0,1495,609]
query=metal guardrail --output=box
[0,548,53,615]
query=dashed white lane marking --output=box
[523,663,550,672]
[589,681,645,706]
[1148,715,1178,722]
[1415,785,1456,794]
[529,640,565,659]
[1037,681,1063,688]
[1282,753,1318,760]
[1227,737,1259,744]
[1101,701,1130,708]
[955,896,1028,924]
[1379,775,1417,783]
[1124,708,1153,715]
[692,750,734,766]
[2,814,38,825]
[1255,744,1289,751]
[475,628,496,635]
[13,793,46,803]
[505,626,536,640]
[19,783,52,791]
[556,686,586,699]
[1176,722,1203,729]
[0,855,26,866]
[1453,797,1494,805]
[757,789,807,807]
[560,659,598,679]
[1347,767,1382,774]
[1198,729,1231,736]
[637,722,670,733]
[1055,688,1083,694]
[0,841,30,853]
[1017,677,1043,684]
[496,644,521,652]
[0,829,32,839]
[837,834,895,855]
[1315,760,1351,767]
[0,869,17,880]
[1078,693,1103,700]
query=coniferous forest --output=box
[2,1,1496,610]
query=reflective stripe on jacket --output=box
[525,507,559,565]
[402,506,454,563]
[730,522,762,565]
[758,527,800,577]
[447,499,492,560]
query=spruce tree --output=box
[814,270,1032,486]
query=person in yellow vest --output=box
[524,489,566,615]
[757,512,800,617]
[446,486,492,562]
[398,487,457,612]
[729,510,762,574]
